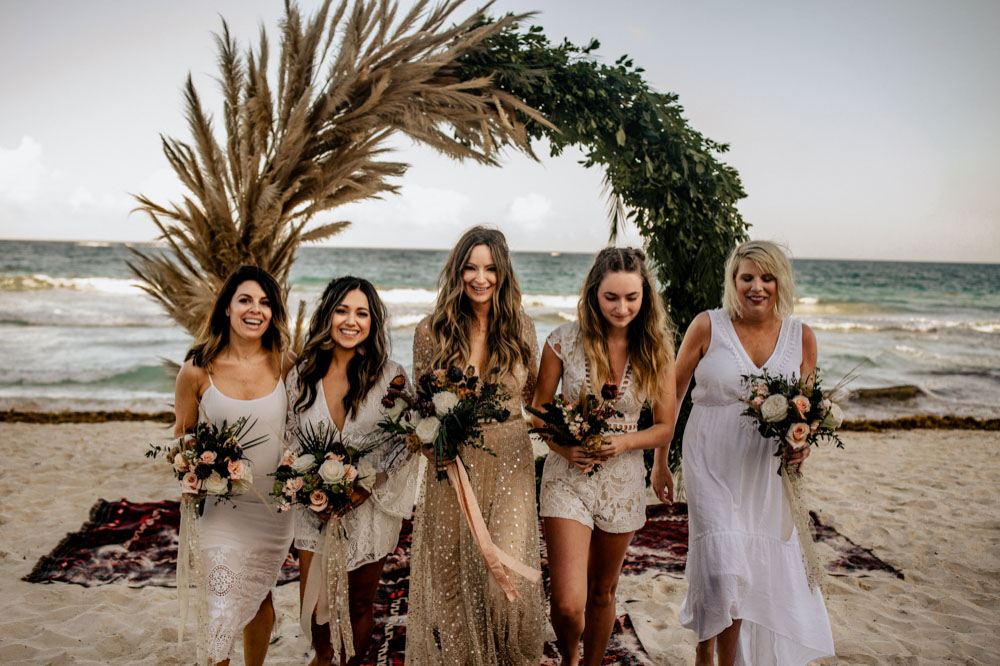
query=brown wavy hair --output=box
[577,247,675,405]
[428,226,531,378]
[186,265,288,374]
[292,276,388,418]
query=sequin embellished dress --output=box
[680,309,834,664]
[197,375,294,663]
[538,321,648,533]
[405,315,545,666]
[287,360,420,569]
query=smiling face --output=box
[597,270,644,329]
[735,258,778,318]
[461,244,497,306]
[226,280,272,340]
[328,288,371,350]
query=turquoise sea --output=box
[1,240,998,419]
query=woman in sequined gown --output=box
[171,265,295,666]
[287,276,419,666]
[651,241,834,665]
[533,248,676,666]
[405,226,545,666]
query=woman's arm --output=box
[172,360,206,439]
[531,341,594,472]
[649,312,711,503]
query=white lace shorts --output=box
[538,449,647,533]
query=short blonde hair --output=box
[722,240,796,320]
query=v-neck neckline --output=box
[316,380,346,434]
[725,314,788,371]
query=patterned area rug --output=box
[25,499,902,663]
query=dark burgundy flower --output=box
[601,383,619,400]
[194,463,214,480]
[447,366,464,383]
[382,396,395,408]
[417,400,436,418]
[466,376,479,391]
[498,408,511,422]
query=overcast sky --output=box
[1,0,997,261]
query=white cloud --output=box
[0,136,47,205]
[505,193,552,231]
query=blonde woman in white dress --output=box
[287,276,418,666]
[533,247,676,666]
[652,240,835,665]
[172,265,296,666]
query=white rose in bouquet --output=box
[318,458,346,484]
[415,415,442,444]
[381,398,407,420]
[432,391,459,417]
[761,394,789,423]
[203,472,229,495]
[821,402,844,430]
[291,453,316,474]
[356,457,377,492]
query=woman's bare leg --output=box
[580,528,633,666]
[545,517,594,666]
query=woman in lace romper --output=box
[651,241,834,665]
[287,276,419,666]
[533,247,677,666]
[405,226,545,666]
[171,265,295,666]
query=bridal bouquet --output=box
[526,383,623,475]
[740,369,845,475]
[271,421,377,515]
[740,369,846,591]
[146,417,264,507]
[378,366,537,601]
[377,366,511,481]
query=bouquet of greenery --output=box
[741,369,845,475]
[526,383,623,475]
[146,417,265,511]
[270,421,377,515]
[377,366,511,481]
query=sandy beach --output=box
[1,421,997,665]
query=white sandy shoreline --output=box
[1,423,998,664]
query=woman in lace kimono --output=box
[171,265,295,666]
[287,276,418,666]
[405,226,545,666]
[533,247,676,666]
[652,241,834,665]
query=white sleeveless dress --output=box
[286,361,420,569]
[538,321,648,534]
[680,309,834,664]
[197,376,294,663]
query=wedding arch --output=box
[129,0,748,465]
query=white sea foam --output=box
[0,274,143,295]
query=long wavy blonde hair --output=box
[577,247,675,405]
[428,226,531,378]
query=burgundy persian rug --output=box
[22,499,299,587]
[25,499,901,663]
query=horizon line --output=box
[0,236,997,267]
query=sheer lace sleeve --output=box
[412,315,436,379]
[283,365,302,453]
[521,310,540,407]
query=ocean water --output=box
[1,240,998,418]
